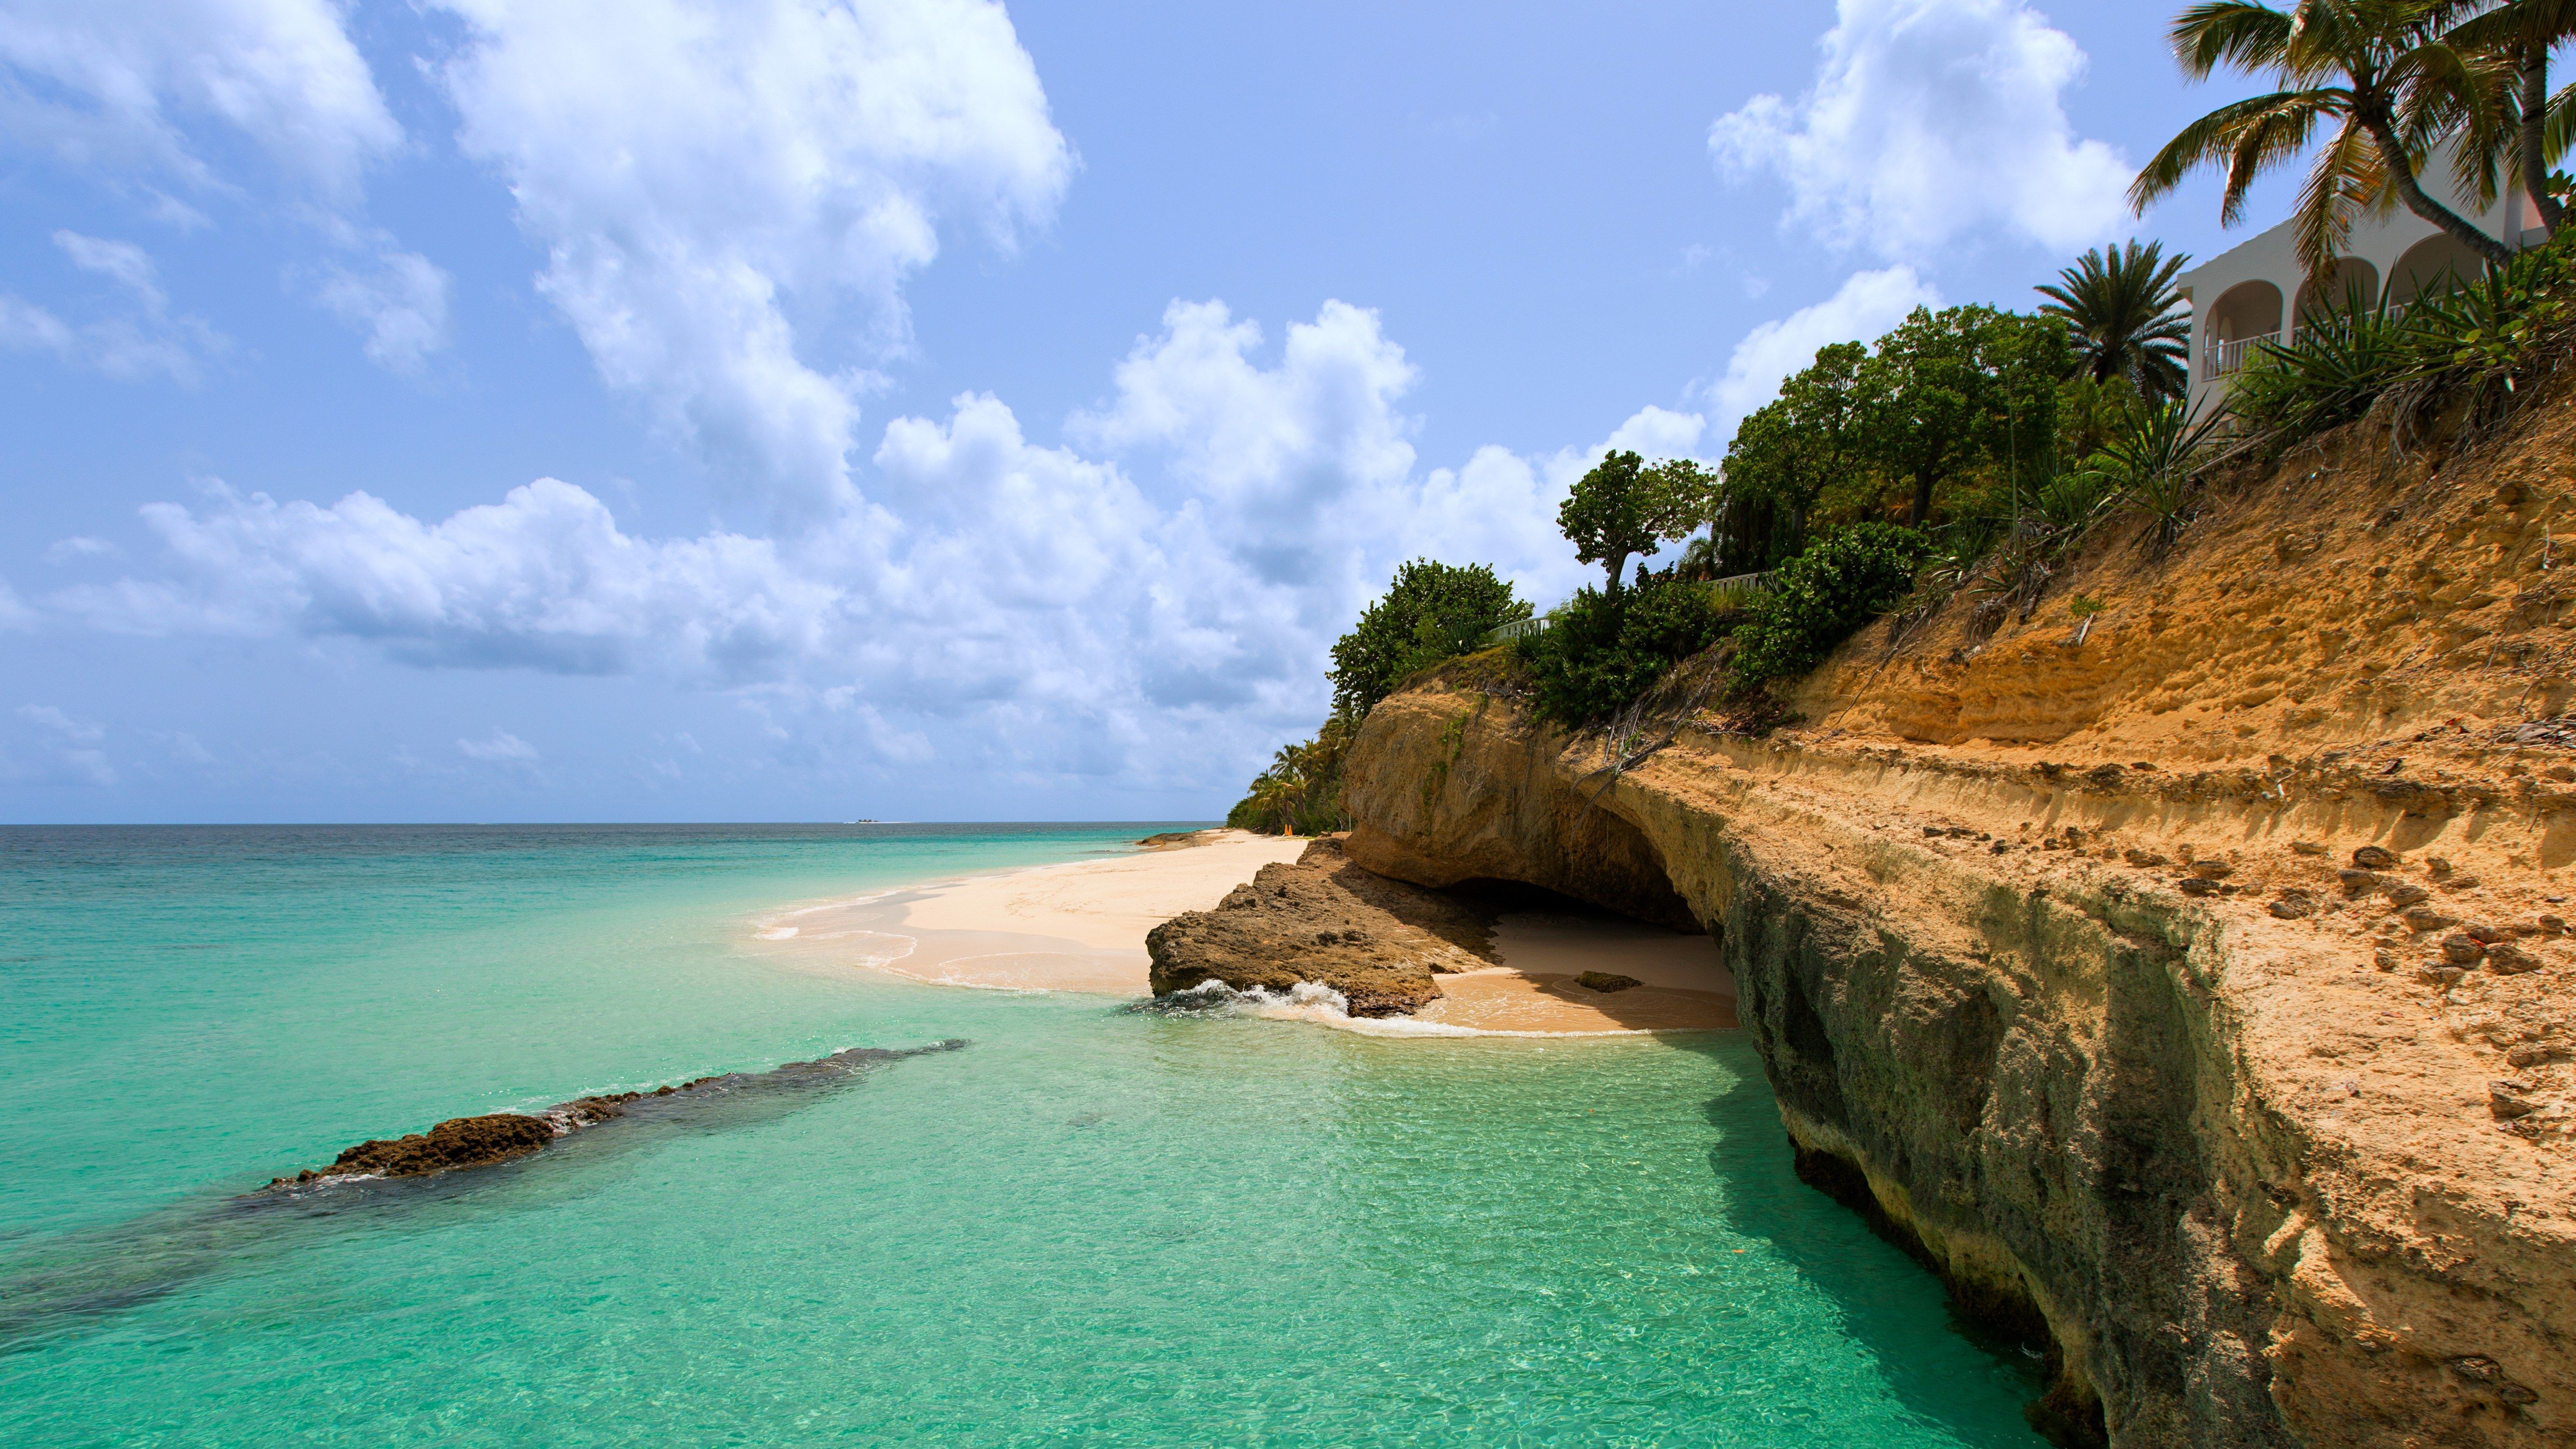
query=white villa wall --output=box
[2178,172,2546,416]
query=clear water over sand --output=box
[0,825,2045,1445]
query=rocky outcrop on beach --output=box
[1333,408,2576,1446]
[1144,837,1490,1016]
[268,1040,968,1189]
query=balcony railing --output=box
[2204,330,2279,377]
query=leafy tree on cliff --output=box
[1727,523,1931,695]
[1522,568,1730,725]
[1856,305,2067,527]
[1557,452,1719,592]
[1716,341,1869,573]
[1328,560,1530,720]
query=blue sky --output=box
[1,0,2287,822]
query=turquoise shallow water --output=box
[0,825,2047,1446]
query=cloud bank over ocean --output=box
[0,0,2144,815]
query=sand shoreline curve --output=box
[746,829,1735,1035]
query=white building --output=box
[2178,168,2550,415]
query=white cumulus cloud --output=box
[1705,264,1940,443]
[434,0,1074,520]
[0,231,224,382]
[0,4,455,375]
[0,0,399,195]
[1711,0,2131,260]
[40,300,1722,787]
[312,245,453,375]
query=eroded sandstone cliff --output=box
[1333,406,2576,1446]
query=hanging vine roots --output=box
[1571,655,1727,818]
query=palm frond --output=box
[2131,91,2336,214]
[2292,115,2381,272]
[2172,2,2298,77]
[2223,94,2343,226]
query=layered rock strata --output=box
[1145,837,1491,1015]
[1332,409,2576,1447]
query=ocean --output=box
[0,824,2047,1445]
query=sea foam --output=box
[1159,979,1637,1038]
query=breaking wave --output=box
[1144,980,1636,1039]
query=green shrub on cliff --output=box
[1521,571,1729,726]
[1330,560,1531,719]
[1726,523,1929,695]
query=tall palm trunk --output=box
[2523,46,2564,235]
[2359,102,2516,264]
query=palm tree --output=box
[2131,1,2508,277]
[2437,0,2576,236]
[2035,240,2194,398]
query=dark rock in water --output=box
[1137,830,1213,849]
[267,1038,968,1190]
[1146,837,1488,1016]
[1574,971,1641,993]
[297,1112,557,1183]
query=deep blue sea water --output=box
[0,824,2046,1445]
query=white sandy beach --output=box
[751,829,1734,1034]
[748,830,1306,994]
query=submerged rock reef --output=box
[267,1040,968,1189]
[1323,411,2576,1446]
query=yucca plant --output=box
[2082,399,2230,553]
[2034,466,2119,537]
[2227,302,2426,437]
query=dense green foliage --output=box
[1716,306,2069,571]
[1232,561,1528,835]
[1328,560,1530,720]
[1863,306,2069,527]
[1726,525,1930,694]
[1709,342,1866,575]
[1556,451,1719,591]
[1226,715,1356,835]
[1520,572,1730,726]
[2229,236,2576,447]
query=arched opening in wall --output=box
[2387,233,2491,307]
[2205,280,2282,377]
[2292,257,2380,331]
